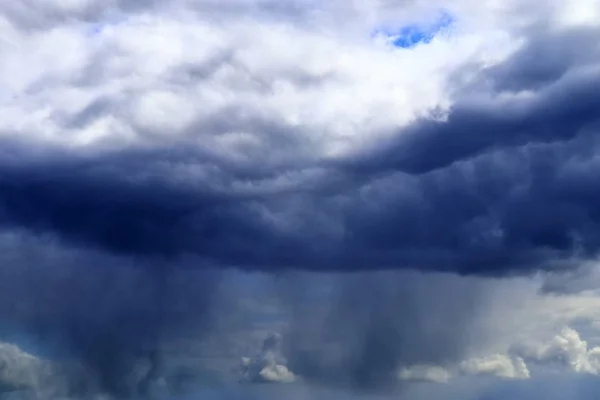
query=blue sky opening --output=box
[373,11,455,49]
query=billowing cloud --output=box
[396,325,600,384]
[0,342,46,393]
[459,354,530,379]
[398,365,451,383]
[278,270,488,389]
[512,326,600,374]
[397,354,530,384]
[238,333,296,384]
[2,0,600,399]
[0,237,224,398]
[0,0,599,275]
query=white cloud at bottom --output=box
[398,325,600,384]
[237,333,296,384]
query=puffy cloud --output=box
[399,325,600,385]
[0,342,44,393]
[398,365,451,383]
[513,326,600,374]
[2,0,600,398]
[0,241,224,398]
[238,333,296,384]
[0,0,598,275]
[459,355,530,379]
[398,354,530,384]
[279,270,488,388]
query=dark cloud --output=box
[483,27,600,92]
[1,23,599,276]
[0,241,222,398]
[277,271,487,390]
[352,61,600,175]
[1,129,600,276]
[0,0,323,34]
[343,132,600,274]
[3,3,600,400]
[0,0,164,31]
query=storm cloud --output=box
[1,65,600,274]
[2,0,600,398]
[277,271,488,389]
[0,240,223,398]
[1,4,600,274]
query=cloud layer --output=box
[0,0,599,275]
[2,0,600,399]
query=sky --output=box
[373,10,455,48]
[1,0,600,398]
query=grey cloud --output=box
[0,233,224,398]
[510,326,600,374]
[277,271,488,389]
[1,19,599,275]
[0,0,326,35]
[238,333,296,384]
[0,0,163,31]
[343,133,600,274]
[1,123,600,275]
[0,341,47,394]
[2,2,600,398]
[353,60,600,176]
[483,27,600,92]
[540,265,600,295]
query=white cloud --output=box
[513,327,600,375]
[459,354,530,379]
[0,0,526,162]
[2,0,600,396]
[0,341,48,393]
[554,0,600,28]
[399,325,600,384]
[2,0,596,197]
[398,355,530,383]
[238,333,296,384]
[398,365,451,383]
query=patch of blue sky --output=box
[373,11,455,49]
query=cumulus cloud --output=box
[0,341,45,393]
[513,326,600,375]
[2,0,600,398]
[0,239,224,398]
[398,365,451,383]
[397,354,530,384]
[398,325,600,386]
[459,354,530,379]
[238,333,296,384]
[0,0,599,275]
[278,270,489,389]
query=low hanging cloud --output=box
[0,236,224,398]
[397,325,600,385]
[237,333,296,384]
[512,326,600,375]
[2,0,600,399]
[273,270,491,389]
[0,0,599,275]
[0,341,48,394]
[398,365,452,383]
[458,354,530,379]
[397,353,530,384]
